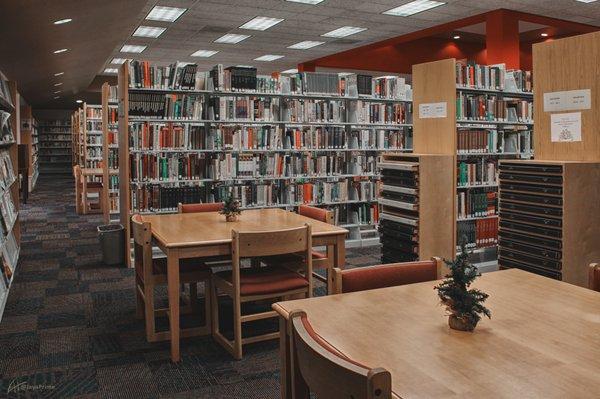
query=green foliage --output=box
[434,243,491,328]
[220,193,241,216]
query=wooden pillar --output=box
[486,10,520,68]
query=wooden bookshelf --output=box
[412,58,533,270]
[39,117,72,175]
[101,83,119,224]
[19,105,38,192]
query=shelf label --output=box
[551,112,582,142]
[419,102,447,119]
[543,89,591,112]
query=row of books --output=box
[86,107,102,119]
[0,232,18,295]
[457,189,497,219]
[457,160,497,187]
[129,152,377,181]
[0,190,17,236]
[87,147,102,158]
[331,203,379,226]
[456,62,532,93]
[0,150,15,192]
[86,120,102,132]
[457,129,532,154]
[0,111,14,144]
[456,93,533,122]
[346,101,412,125]
[40,142,70,148]
[457,218,499,250]
[0,79,13,108]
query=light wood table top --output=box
[81,168,118,176]
[141,208,348,249]
[274,269,600,398]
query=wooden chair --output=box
[74,165,104,215]
[211,225,313,359]
[332,257,444,294]
[73,165,83,214]
[589,263,600,292]
[132,214,212,342]
[289,309,392,399]
[177,202,224,213]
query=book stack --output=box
[457,159,497,186]
[456,93,533,122]
[457,188,497,219]
[455,61,532,93]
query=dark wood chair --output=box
[589,263,600,292]
[289,309,392,399]
[332,257,444,294]
[131,214,212,342]
[177,202,224,213]
[211,225,313,359]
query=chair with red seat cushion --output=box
[178,202,224,213]
[590,263,600,292]
[290,309,392,399]
[131,214,212,343]
[211,225,313,359]
[332,258,444,294]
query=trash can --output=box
[97,224,125,266]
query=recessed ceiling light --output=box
[54,96,60,99]
[240,16,284,31]
[322,26,367,38]
[191,50,219,57]
[285,0,324,3]
[236,65,255,68]
[453,35,460,39]
[53,90,61,94]
[146,6,187,22]
[133,26,166,38]
[214,34,250,44]
[76,100,83,104]
[111,58,128,65]
[541,33,549,37]
[254,54,285,62]
[54,72,64,76]
[54,83,63,87]
[576,0,597,3]
[288,40,325,49]
[383,0,446,16]
[104,68,119,74]
[121,44,146,53]
[282,68,298,74]
[53,18,72,25]
[53,48,68,54]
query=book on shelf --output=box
[86,107,102,119]
[457,218,498,250]
[457,188,497,219]
[347,101,412,124]
[0,79,13,108]
[0,111,14,144]
[0,190,17,236]
[457,159,497,186]
[455,61,532,93]
[456,92,533,122]
[0,150,15,191]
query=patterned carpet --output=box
[0,175,381,399]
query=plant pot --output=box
[448,314,476,332]
[225,214,238,222]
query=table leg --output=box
[330,235,346,291]
[279,315,292,399]
[167,248,181,362]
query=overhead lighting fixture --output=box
[53,18,72,25]
[285,0,324,3]
[236,65,255,68]
[576,0,597,3]
[121,44,146,53]
[54,72,64,76]
[322,26,367,38]
[541,33,549,37]
[214,34,250,44]
[54,96,60,99]
[288,40,325,49]
[254,54,284,62]
[53,48,68,54]
[76,100,83,104]
[453,35,460,39]
[111,58,128,65]
[133,26,166,38]
[240,16,284,31]
[191,49,218,57]
[104,68,119,74]
[282,68,298,74]
[146,6,187,22]
[383,0,446,16]
[54,83,63,87]
[53,90,61,94]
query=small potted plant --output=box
[434,243,491,331]
[220,194,241,222]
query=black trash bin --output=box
[97,224,125,266]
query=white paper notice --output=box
[543,89,591,112]
[551,112,582,142]
[419,102,447,119]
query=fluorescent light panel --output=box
[288,40,324,49]
[111,58,128,65]
[104,68,119,74]
[383,0,445,16]
[191,49,218,57]
[54,83,63,86]
[53,48,68,54]
[121,44,146,53]
[282,68,298,74]
[133,26,166,38]
[322,26,366,38]
[285,0,324,3]
[76,100,83,103]
[146,6,186,22]
[236,65,255,68]
[254,54,284,61]
[53,90,61,94]
[54,96,60,99]
[240,16,284,31]
[214,33,250,44]
[53,18,72,25]
[576,0,597,3]
[54,72,64,76]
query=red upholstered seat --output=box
[180,202,224,213]
[298,204,329,223]
[341,261,438,293]
[215,267,309,296]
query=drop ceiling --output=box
[0,0,599,109]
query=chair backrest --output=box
[178,202,224,213]
[589,263,600,292]
[298,204,333,224]
[290,310,392,399]
[332,257,443,294]
[233,224,312,259]
[131,214,152,281]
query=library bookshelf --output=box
[117,61,414,264]
[411,58,533,270]
[0,79,22,321]
[39,118,72,175]
[20,105,39,191]
[101,83,119,224]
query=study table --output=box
[140,208,348,362]
[273,269,600,398]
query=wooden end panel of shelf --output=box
[532,31,600,162]
[562,162,600,287]
[412,58,457,155]
[418,154,455,262]
[101,83,110,225]
[7,81,20,245]
[118,62,131,267]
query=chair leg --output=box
[233,295,243,360]
[144,285,156,342]
[211,278,220,336]
[135,281,144,319]
[203,279,211,331]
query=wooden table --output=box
[273,269,600,398]
[141,208,348,362]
